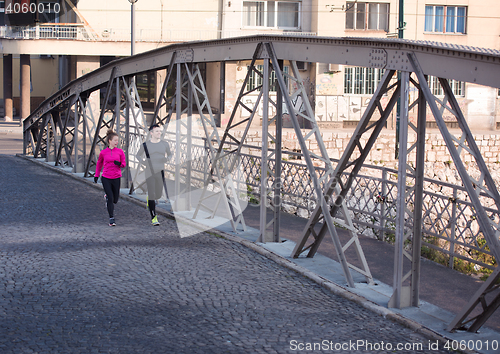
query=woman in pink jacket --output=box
[94,129,126,226]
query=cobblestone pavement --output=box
[0,155,454,354]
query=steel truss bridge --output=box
[22,35,500,332]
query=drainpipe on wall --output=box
[160,0,164,41]
[218,0,224,39]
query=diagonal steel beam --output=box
[121,76,148,189]
[211,43,265,175]
[292,70,399,260]
[55,96,78,168]
[188,63,246,232]
[408,53,500,261]
[152,53,177,129]
[34,114,50,158]
[267,42,372,287]
[72,95,89,174]
[84,67,118,177]
[47,112,59,163]
[447,266,500,332]
[408,52,500,331]
[440,78,500,214]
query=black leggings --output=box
[101,177,121,218]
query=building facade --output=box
[1,1,500,131]
[310,0,500,130]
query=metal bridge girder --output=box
[54,95,80,169]
[152,53,177,129]
[214,43,267,175]
[73,95,95,174]
[388,70,429,309]
[256,41,371,287]
[447,266,500,332]
[206,43,278,240]
[254,49,283,243]
[189,62,247,233]
[21,36,500,332]
[408,52,500,331]
[131,54,178,196]
[173,62,193,211]
[84,67,119,178]
[291,68,400,286]
[121,76,148,189]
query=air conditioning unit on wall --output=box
[296,61,308,71]
[328,64,341,72]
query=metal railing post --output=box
[380,168,388,241]
[448,187,458,269]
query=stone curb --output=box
[16,154,475,354]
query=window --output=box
[243,1,300,29]
[424,5,466,34]
[38,1,61,23]
[428,76,464,96]
[0,1,4,26]
[346,2,389,31]
[344,67,384,95]
[246,65,289,92]
[136,72,156,106]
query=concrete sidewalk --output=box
[18,155,500,354]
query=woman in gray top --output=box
[136,124,172,225]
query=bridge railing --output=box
[149,131,496,275]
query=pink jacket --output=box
[95,147,126,179]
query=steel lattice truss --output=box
[22,35,500,332]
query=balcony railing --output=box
[0,24,317,42]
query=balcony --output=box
[0,24,316,42]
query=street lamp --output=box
[128,0,139,56]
